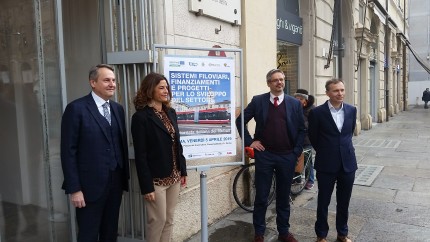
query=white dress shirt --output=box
[328,101,344,132]
[270,93,285,105]
[91,91,110,116]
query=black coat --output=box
[131,105,187,195]
[422,90,430,102]
[303,95,315,146]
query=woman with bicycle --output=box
[294,89,316,190]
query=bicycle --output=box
[233,147,313,212]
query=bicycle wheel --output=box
[233,163,276,212]
[290,149,312,195]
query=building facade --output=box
[0,0,408,241]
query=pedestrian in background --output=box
[61,64,130,242]
[422,88,430,109]
[236,69,305,242]
[308,79,357,242]
[131,72,187,242]
[293,88,315,190]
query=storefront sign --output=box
[277,3,303,45]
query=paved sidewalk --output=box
[186,106,430,242]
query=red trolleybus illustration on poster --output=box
[164,56,236,160]
[177,108,230,124]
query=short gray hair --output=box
[89,64,114,81]
[266,69,284,82]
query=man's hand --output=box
[250,140,265,151]
[71,191,86,208]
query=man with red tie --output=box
[236,69,305,242]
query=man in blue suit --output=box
[236,69,305,242]
[308,79,357,242]
[61,64,129,242]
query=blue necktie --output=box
[102,102,111,125]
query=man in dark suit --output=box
[61,64,129,242]
[236,69,305,242]
[308,79,357,242]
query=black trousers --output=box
[76,169,123,242]
[315,170,355,238]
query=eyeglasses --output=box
[269,78,285,83]
[266,69,285,82]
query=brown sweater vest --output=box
[260,100,293,154]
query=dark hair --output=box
[325,78,344,91]
[134,73,172,110]
[306,94,315,108]
[294,88,309,100]
[88,64,114,81]
[266,69,284,82]
[296,89,309,95]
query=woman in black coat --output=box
[131,73,187,242]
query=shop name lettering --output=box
[277,54,292,69]
[276,18,303,35]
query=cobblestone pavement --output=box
[186,106,430,242]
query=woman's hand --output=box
[180,176,187,188]
[144,192,155,201]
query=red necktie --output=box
[274,97,279,107]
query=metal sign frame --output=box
[152,44,244,242]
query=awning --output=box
[407,42,430,74]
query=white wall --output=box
[408,80,430,105]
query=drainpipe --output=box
[403,0,406,110]
[338,0,343,78]
[384,0,389,121]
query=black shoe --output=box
[253,235,264,242]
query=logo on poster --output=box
[169,61,185,67]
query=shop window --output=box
[277,41,299,95]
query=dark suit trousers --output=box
[76,169,123,242]
[315,170,355,238]
[253,150,296,236]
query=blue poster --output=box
[164,56,236,159]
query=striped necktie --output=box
[102,102,111,125]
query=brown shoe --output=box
[278,233,298,242]
[253,235,264,242]
[337,235,352,242]
[316,237,327,242]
